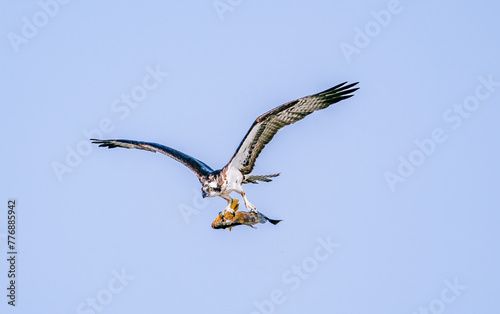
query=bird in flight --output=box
[92,81,358,216]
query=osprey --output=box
[92,81,358,216]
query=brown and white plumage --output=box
[92,81,358,216]
[225,81,359,175]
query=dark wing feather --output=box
[91,139,213,179]
[225,82,359,174]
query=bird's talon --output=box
[246,203,258,213]
[218,211,225,221]
[221,207,235,217]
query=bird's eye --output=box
[208,187,213,191]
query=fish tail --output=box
[265,216,282,225]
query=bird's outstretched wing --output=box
[91,139,213,179]
[225,82,359,175]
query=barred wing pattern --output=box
[226,82,359,175]
[90,139,213,179]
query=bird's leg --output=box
[241,191,258,213]
[220,194,235,216]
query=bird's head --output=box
[201,183,220,198]
[201,174,221,198]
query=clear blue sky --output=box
[2,1,499,313]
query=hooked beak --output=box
[202,191,207,198]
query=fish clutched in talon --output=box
[212,210,282,231]
[212,199,281,231]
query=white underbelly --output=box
[224,168,243,193]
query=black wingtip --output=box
[343,82,359,90]
[90,139,115,148]
[320,81,359,96]
[336,81,359,92]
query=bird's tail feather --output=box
[243,173,280,184]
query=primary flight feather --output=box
[92,81,359,215]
